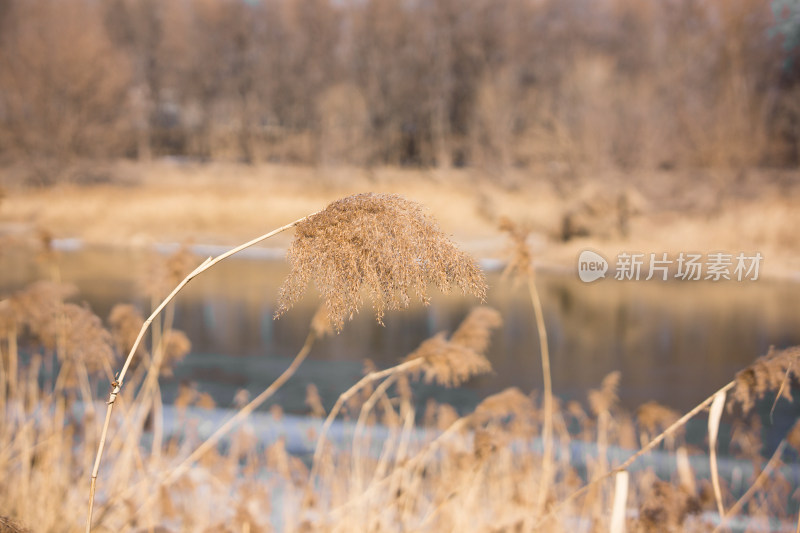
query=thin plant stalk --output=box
[528,273,553,512]
[393,402,418,522]
[86,215,312,533]
[310,358,423,484]
[368,400,404,486]
[352,373,399,491]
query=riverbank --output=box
[1,160,799,280]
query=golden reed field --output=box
[2,0,800,530]
[1,187,800,532]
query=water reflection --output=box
[2,245,799,416]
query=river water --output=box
[2,243,800,420]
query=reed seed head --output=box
[450,306,503,355]
[56,303,116,382]
[160,329,191,376]
[276,193,487,330]
[731,346,800,414]
[144,246,197,300]
[637,401,680,435]
[10,281,77,344]
[405,306,500,387]
[474,387,534,421]
[408,333,492,387]
[305,384,326,418]
[108,303,145,357]
[473,429,497,461]
[589,370,621,416]
[498,216,533,279]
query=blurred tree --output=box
[104,0,165,161]
[0,0,795,179]
[348,0,423,165]
[0,0,131,183]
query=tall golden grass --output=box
[0,194,799,532]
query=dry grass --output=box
[81,193,488,531]
[1,193,800,532]
[1,282,799,531]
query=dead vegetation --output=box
[1,194,799,531]
[1,279,799,531]
[276,193,486,330]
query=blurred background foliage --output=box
[0,0,798,184]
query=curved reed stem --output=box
[352,373,399,490]
[85,215,312,533]
[309,358,424,485]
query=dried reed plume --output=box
[276,193,486,330]
[158,329,191,377]
[57,303,116,378]
[405,307,500,387]
[450,305,503,355]
[473,386,535,422]
[636,401,680,436]
[143,246,198,300]
[731,345,800,414]
[498,216,533,279]
[10,281,77,343]
[589,370,621,416]
[108,304,145,357]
